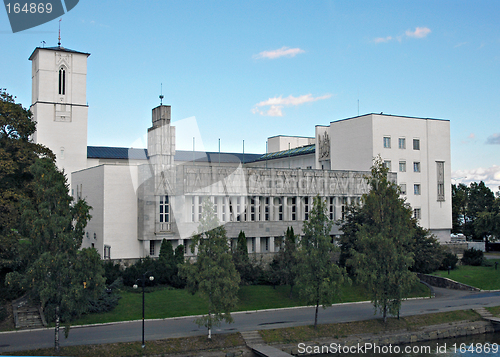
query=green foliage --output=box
[347,158,417,323]
[180,198,240,337]
[339,204,366,277]
[269,227,298,297]
[86,277,123,314]
[295,195,347,328]
[0,89,54,280]
[461,247,484,266]
[409,226,444,274]
[103,261,122,285]
[439,252,459,270]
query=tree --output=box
[180,198,240,338]
[270,227,298,297]
[409,226,444,274]
[467,182,496,241]
[0,89,53,284]
[295,195,347,329]
[347,158,418,323]
[452,183,469,234]
[5,158,101,351]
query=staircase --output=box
[12,296,47,329]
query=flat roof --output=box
[29,46,90,60]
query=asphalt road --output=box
[1,287,500,353]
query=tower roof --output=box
[29,46,90,60]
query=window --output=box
[214,196,218,220]
[222,197,226,222]
[150,240,155,256]
[159,195,169,223]
[400,184,407,195]
[383,160,391,171]
[383,136,391,148]
[191,196,195,222]
[58,68,66,95]
[198,196,204,221]
[399,161,406,172]
[250,197,256,221]
[304,197,309,221]
[413,162,421,173]
[329,197,335,220]
[104,245,111,259]
[290,197,297,221]
[413,139,420,150]
[93,232,96,240]
[414,184,421,195]
[437,161,445,201]
[414,208,421,220]
[341,197,348,220]
[251,237,255,252]
[264,197,270,221]
[398,138,406,149]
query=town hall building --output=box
[28,45,452,261]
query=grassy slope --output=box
[431,259,500,290]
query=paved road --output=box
[1,287,500,353]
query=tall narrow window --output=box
[58,68,66,95]
[150,240,155,256]
[329,197,335,220]
[304,197,309,221]
[264,197,269,221]
[413,139,420,150]
[414,184,421,195]
[159,195,169,223]
[399,161,406,172]
[413,162,421,173]
[341,197,348,220]
[398,137,406,149]
[437,161,445,201]
[383,136,391,148]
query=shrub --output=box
[439,252,459,270]
[461,248,484,266]
[86,277,123,314]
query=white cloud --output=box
[452,165,500,193]
[486,133,500,145]
[454,42,467,48]
[252,94,332,116]
[374,26,431,44]
[405,27,431,38]
[253,46,305,59]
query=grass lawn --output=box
[72,282,429,326]
[431,259,500,290]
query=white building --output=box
[29,45,452,261]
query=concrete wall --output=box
[268,136,314,153]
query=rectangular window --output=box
[437,161,445,201]
[413,162,421,173]
[414,208,421,220]
[191,196,195,222]
[304,197,309,221]
[214,196,218,220]
[222,197,226,222]
[198,196,203,221]
[383,136,391,148]
[290,197,297,221]
[400,184,407,195]
[236,197,241,222]
[159,195,169,223]
[250,197,256,221]
[104,245,111,259]
[413,139,420,150]
[398,137,406,149]
[383,160,391,171]
[341,197,348,220]
[329,197,335,220]
[399,161,406,172]
[150,240,155,256]
[414,184,421,195]
[251,237,255,252]
[264,197,269,221]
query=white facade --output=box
[29,45,452,261]
[316,114,452,241]
[29,47,90,188]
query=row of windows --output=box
[383,137,420,150]
[188,196,355,223]
[383,160,421,173]
[399,183,422,196]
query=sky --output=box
[1,0,499,192]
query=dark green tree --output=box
[180,198,240,338]
[452,183,469,234]
[270,227,298,297]
[232,230,254,284]
[295,195,347,329]
[409,226,444,274]
[0,89,53,284]
[347,158,418,323]
[5,158,100,351]
[467,182,496,241]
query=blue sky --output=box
[1,0,499,191]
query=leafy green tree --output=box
[452,183,469,234]
[5,158,100,351]
[232,230,256,284]
[339,204,366,277]
[270,227,298,297]
[347,158,417,323]
[467,182,496,241]
[0,89,53,284]
[295,195,347,329]
[180,198,240,338]
[409,226,444,274]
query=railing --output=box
[156,222,172,232]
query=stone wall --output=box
[417,273,480,291]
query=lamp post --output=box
[133,272,154,348]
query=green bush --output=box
[86,278,123,314]
[439,252,459,270]
[461,248,484,266]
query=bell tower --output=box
[29,45,90,188]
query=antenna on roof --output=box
[159,83,164,105]
[58,18,62,47]
[41,41,46,48]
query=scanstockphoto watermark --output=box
[297,342,500,355]
[3,0,79,33]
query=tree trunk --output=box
[314,301,319,329]
[54,306,60,352]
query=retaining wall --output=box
[417,273,480,291]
